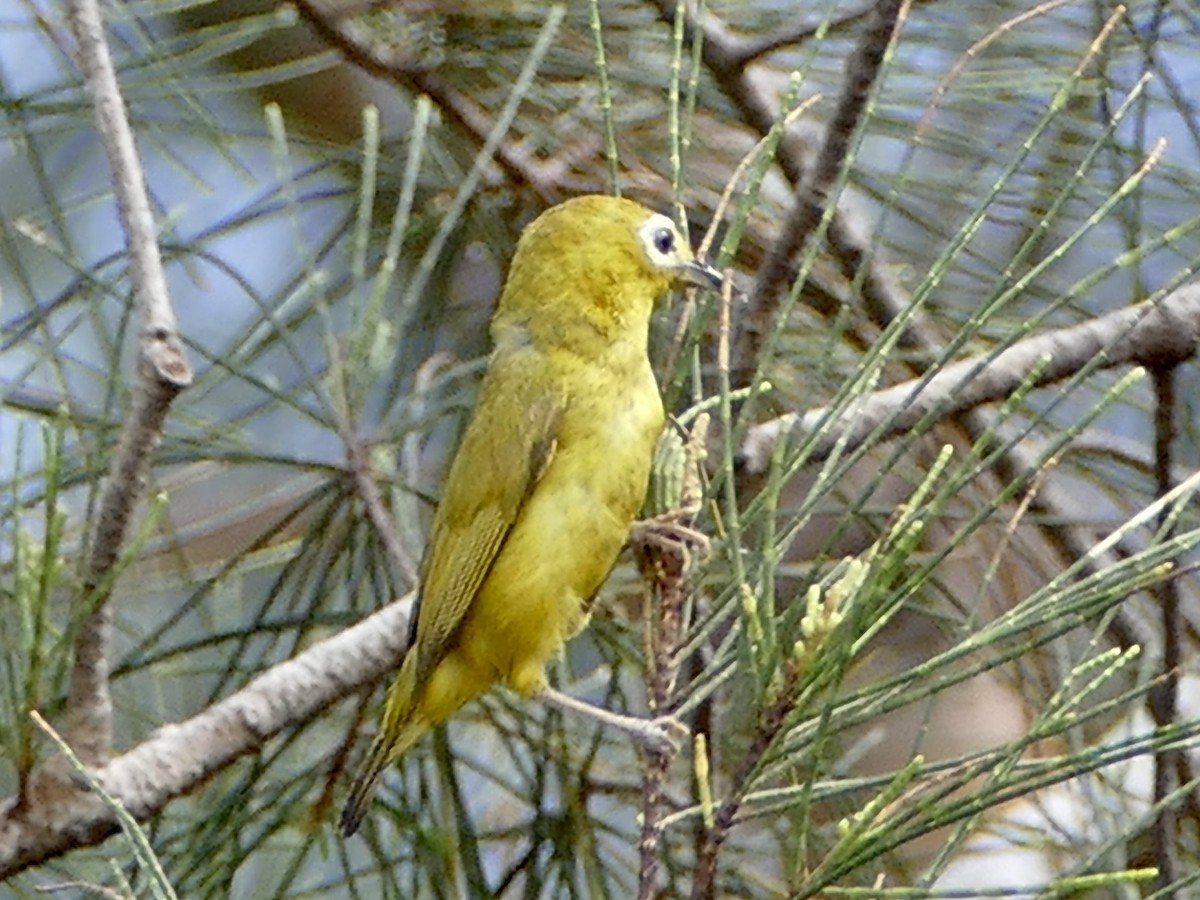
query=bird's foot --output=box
[631,512,711,580]
[641,713,689,756]
[540,687,689,755]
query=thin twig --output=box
[290,0,565,200]
[34,882,127,900]
[64,0,192,768]
[916,0,1079,138]
[329,286,421,585]
[634,415,709,899]
[727,4,876,67]
[734,0,907,390]
[343,432,420,587]
[1149,363,1180,893]
[690,659,804,900]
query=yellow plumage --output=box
[340,195,719,835]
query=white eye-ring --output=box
[637,213,682,267]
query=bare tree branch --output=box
[290,0,567,199]
[741,281,1200,472]
[63,0,192,769]
[0,596,413,878]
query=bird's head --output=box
[494,195,722,351]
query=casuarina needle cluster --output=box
[341,195,721,836]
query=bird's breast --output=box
[461,360,663,684]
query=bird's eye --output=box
[638,214,684,266]
[653,228,675,255]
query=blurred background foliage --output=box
[5,0,1200,896]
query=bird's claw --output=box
[632,512,710,556]
[642,714,689,756]
[632,513,711,581]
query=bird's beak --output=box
[678,258,724,291]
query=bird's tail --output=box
[339,656,424,837]
[340,651,493,835]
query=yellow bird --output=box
[340,195,721,835]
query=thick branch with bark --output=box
[740,282,1200,472]
[1,597,413,878]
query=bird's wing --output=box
[407,354,564,683]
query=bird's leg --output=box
[539,686,688,755]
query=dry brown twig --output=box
[633,410,711,900]
[734,0,909,390]
[1149,361,1182,892]
[290,0,568,200]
